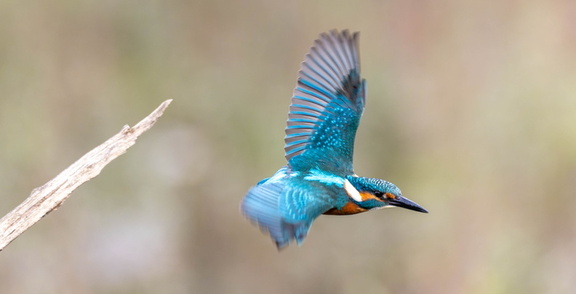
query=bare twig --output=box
[0,99,172,251]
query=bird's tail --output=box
[241,182,311,249]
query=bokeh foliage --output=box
[1,0,576,293]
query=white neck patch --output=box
[344,179,362,202]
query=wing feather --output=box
[284,30,366,174]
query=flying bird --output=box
[241,30,428,249]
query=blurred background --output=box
[1,0,576,293]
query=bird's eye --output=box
[374,192,384,198]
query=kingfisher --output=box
[241,30,428,249]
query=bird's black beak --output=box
[388,196,428,213]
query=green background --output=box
[1,0,576,293]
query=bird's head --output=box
[345,176,428,213]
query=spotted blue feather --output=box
[284,30,366,175]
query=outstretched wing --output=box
[284,30,366,174]
[241,170,335,249]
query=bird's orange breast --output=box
[323,191,382,215]
[323,201,368,215]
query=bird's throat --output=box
[343,179,362,202]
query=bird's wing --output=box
[241,176,334,249]
[284,30,366,173]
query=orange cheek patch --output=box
[384,192,397,200]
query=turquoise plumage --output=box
[242,30,427,249]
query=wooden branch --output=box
[0,99,173,251]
